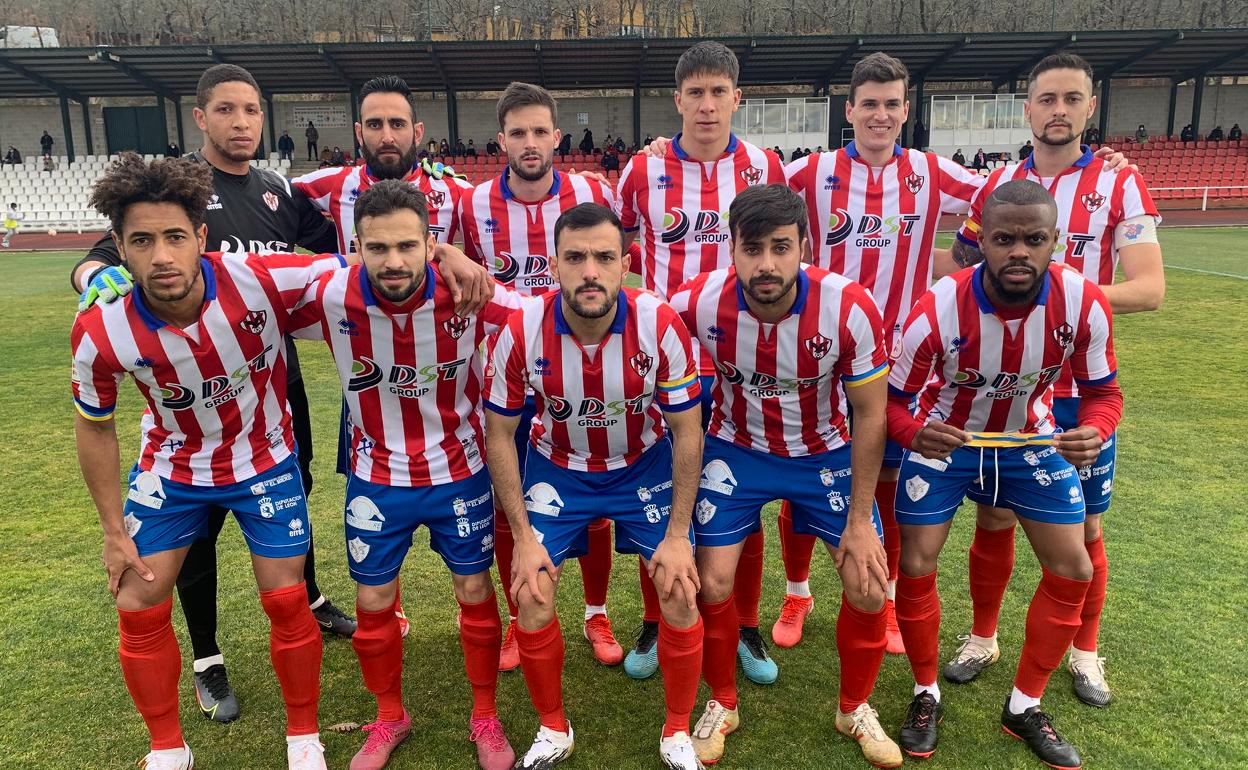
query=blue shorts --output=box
[522,439,691,567]
[344,470,495,585]
[694,436,882,548]
[514,397,538,476]
[847,399,906,469]
[122,455,311,559]
[699,375,715,431]
[895,444,1086,526]
[1053,397,1116,515]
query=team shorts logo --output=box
[345,496,386,532]
[636,480,671,503]
[1101,479,1113,495]
[127,471,167,509]
[637,486,652,502]
[348,536,370,563]
[1080,191,1105,213]
[1068,486,1082,503]
[696,498,717,525]
[238,309,267,335]
[288,517,305,537]
[442,314,471,340]
[660,207,730,244]
[427,190,446,209]
[259,496,275,518]
[699,459,738,495]
[524,482,565,517]
[905,475,929,501]
[1033,468,1053,487]
[481,533,495,552]
[262,191,280,212]
[739,165,763,186]
[804,332,832,360]
[1052,323,1075,349]
[630,351,653,377]
[123,512,142,536]
[904,172,925,194]
[827,490,845,512]
[1078,466,1092,481]
[825,210,921,248]
[820,468,835,486]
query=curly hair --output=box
[90,152,214,234]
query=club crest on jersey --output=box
[904,172,925,194]
[442,314,471,340]
[238,309,267,335]
[1080,191,1105,213]
[630,351,654,377]
[1052,323,1075,349]
[804,332,832,361]
[427,190,446,208]
[262,191,280,212]
[739,165,764,186]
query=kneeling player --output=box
[72,155,342,770]
[485,204,706,770]
[288,181,518,770]
[670,184,901,768]
[887,180,1122,769]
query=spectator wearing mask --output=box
[1230,124,1242,141]
[952,148,967,166]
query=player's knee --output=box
[516,590,556,629]
[696,568,734,603]
[452,570,495,604]
[658,584,697,627]
[976,504,1016,529]
[900,549,937,578]
[1083,515,1103,542]
[356,580,398,613]
[1046,550,1093,582]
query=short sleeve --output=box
[286,272,330,341]
[483,314,529,416]
[476,281,525,336]
[935,154,985,216]
[836,285,889,387]
[245,252,347,322]
[615,156,640,231]
[888,294,941,397]
[654,308,701,412]
[1117,169,1161,223]
[1071,283,1117,386]
[784,154,812,190]
[70,318,122,421]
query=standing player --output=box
[72,154,341,770]
[484,203,706,770]
[288,181,515,770]
[777,52,984,653]
[461,81,622,671]
[69,64,353,725]
[616,40,784,684]
[889,180,1122,769]
[671,185,901,768]
[2,202,21,247]
[944,53,1163,707]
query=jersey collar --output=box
[671,132,740,161]
[971,262,1050,315]
[1023,144,1094,172]
[735,267,810,316]
[359,262,436,308]
[845,141,904,161]
[133,257,216,331]
[553,290,629,335]
[500,167,562,201]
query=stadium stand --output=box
[1096,136,1248,203]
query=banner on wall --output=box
[292,105,350,128]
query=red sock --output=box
[260,581,323,736]
[515,617,567,732]
[494,511,518,619]
[875,480,900,581]
[895,571,941,687]
[639,557,661,624]
[969,525,1016,637]
[837,594,887,714]
[734,530,764,628]
[778,500,816,583]
[352,599,404,721]
[697,594,738,710]
[659,616,704,737]
[1014,568,1091,697]
[1073,537,1108,651]
[117,598,183,750]
[580,519,612,608]
[458,594,503,719]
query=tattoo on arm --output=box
[951,239,983,268]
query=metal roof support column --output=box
[156,93,171,155]
[908,79,926,148]
[266,95,277,159]
[59,94,76,163]
[174,96,185,150]
[350,84,362,157]
[1165,80,1178,137]
[446,90,459,148]
[1097,77,1110,141]
[1190,75,1204,136]
[633,85,642,150]
[81,100,94,156]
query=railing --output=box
[1149,186,1248,211]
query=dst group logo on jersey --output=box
[546,393,650,428]
[660,207,730,245]
[716,360,826,398]
[347,355,469,397]
[262,191,280,212]
[427,190,446,209]
[492,252,554,290]
[804,332,832,361]
[629,351,653,377]
[442,314,471,340]
[238,309,267,335]
[739,165,764,186]
[1080,191,1106,213]
[825,209,922,248]
[952,364,1063,399]
[158,345,274,410]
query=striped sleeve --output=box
[247,252,347,320]
[888,292,941,397]
[654,304,701,412]
[287,271,330,341]
[783,153,812,189]
[483,310,530,415]
[936,154,985,215]
[956,168,1005,246]
[70,317,121,421]
[837,283,889,386]
[477,281,525,336]
[1071,281,1117,386]
[615,155,641,231]
[1117,168,1161,222]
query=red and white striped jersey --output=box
[289,263,520,487]
[890,262,1117,435]
[955,146,1156,396]
[71,252,346,486]
[669,266,888,457]
[615,133,785,302]
[484,288,700,472]
[786,142,983,355]
[292,163,473,252]
[460,169,614,296]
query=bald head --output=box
[982,179,1058,231]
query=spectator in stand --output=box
[40,130,53,156]
[557,131,572,159]
[601,146,620,173]
[815,146,823,153]
[973,148,987,170]
[1083,126,1101,144]
[1230,124,1243,141]
[3,146,19,165]
[1135,124,1148,143]
[165,141,181,158]
[1207,125,1225,141]
[278,130,295,161]
[466,139,478,157]
[614,135,625,153]
[42,153,56,173]
[1180,124,1195,142]
[913,119,928,150]
[487,138,501,156]
[439,138,450,156]
[330,145,347,166]
[579,127,595,154]
[305,120,319,160]
[1019,139,1033,160]
[644,133,653,147]
[952,148,967,166]
[455,138,467,155]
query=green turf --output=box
[1,233,1245,769]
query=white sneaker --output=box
[139,744,193,770]
[517,723,575,769]
[660,731,705,770]
[286,735,327,770]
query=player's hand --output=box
[102,532,154,598]
[433,243,492,315]
[648,534,700,610]
[1054,426,1103,468]
[912,421,968,460]
[575,170,610,184]
[1092,145,1137,174]
[78,265,134,312]
[510,536,557,606]
[642,137,671,158]
[833,518,888,603]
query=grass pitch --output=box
[0,228,1245,768]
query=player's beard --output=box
[370,265,425,303]
[744,272,797,306]
[1035,120,1079,147]
[142,260,202,304]
[363,142,419,181]
[509,150,553,182]
[208,135,256,164]
[986,260,1043,304]
[563,281,616,319]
